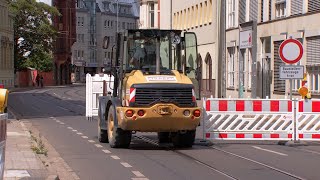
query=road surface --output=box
[8,86,320,180]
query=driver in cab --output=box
[130,40,156,68]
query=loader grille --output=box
[131,84,195,107]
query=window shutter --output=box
[250,0,258,21]
[291,0,303,15]
[307,36,320,66]
[239,0,246,23]
[273,41,286,92]
[308,0,320,13]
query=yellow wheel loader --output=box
[98,29,201,148]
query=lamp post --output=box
[116,0,119,33]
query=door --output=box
[184,32,201,99]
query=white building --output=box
[138,0,159,29]
[0,0,14,88]
[225,0,320,99]
[159,0,218,97]
[72,0,139,82]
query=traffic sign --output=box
[279,65,304,79]
[279,38,303,64]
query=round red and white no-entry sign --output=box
[279,38,303,64]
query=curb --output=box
[22,121,80,180]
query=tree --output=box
[25,45,54,72]
[9,0,60,71]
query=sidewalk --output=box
[4,120,54,180]
[4,120,79,180]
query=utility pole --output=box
[217,0,226,98]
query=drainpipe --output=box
[158,0,160,28]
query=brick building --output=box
[52,0,77,85]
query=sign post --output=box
[278,38,303,143]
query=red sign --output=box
[279,38,303,64]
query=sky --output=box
[38,0,51,5]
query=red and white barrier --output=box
[204,98,320,142]
[204,98,294,141]
[296,99,320,141]
[206,99,292,112]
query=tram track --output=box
[134,135,306,180]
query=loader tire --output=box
[172,130,195,148]
[98,127,108,143]
[157,132,171,143]
[107,106,131,148]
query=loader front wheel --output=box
[107,106,131,148]
[172,130,195,148]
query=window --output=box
[276,1,286,18]
[228,0,236,28]
[122,22,125,29]
[149,2,155,28]
[227,47,235,87]
[307,67,320,93]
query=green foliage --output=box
[24,45,54,72]
[9,0,60,71]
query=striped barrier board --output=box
[0,113,8,179]
[204,98,320,142]
[204,98,294,141]
[297,99,320,141]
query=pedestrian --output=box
[36,74,40,87]
[40,75,44,88]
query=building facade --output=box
[155,0,219,98]
[52,0,77,85]
[72,0,139,82]
[225,0,320,99]
[0,0,14,88]
[139,0,159,29]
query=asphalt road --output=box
[8,86,320,180]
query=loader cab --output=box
[111,29,200,99]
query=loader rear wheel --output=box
[107,106,132,148]
[157,132,171,143]
[172,130,195,148]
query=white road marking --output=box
[132,171,145,177]
[72,130,77,132]
[4,170,30,178]
[121,162,132,168]
[59,122,65,125]
[131,178,149,180]
[95,144,103,148]
[81,136,88,139]
[102,149,111,154]
[76,132,83,135]
[67,127,73,129]
[88,140,95,143]
[252,146,288,156]
[111,155,120,160]
[301,149,320,155]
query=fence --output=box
[86,74,114,120]
[0,113,8,179]
[204,98,320,142]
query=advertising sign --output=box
[239,30,252,49]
